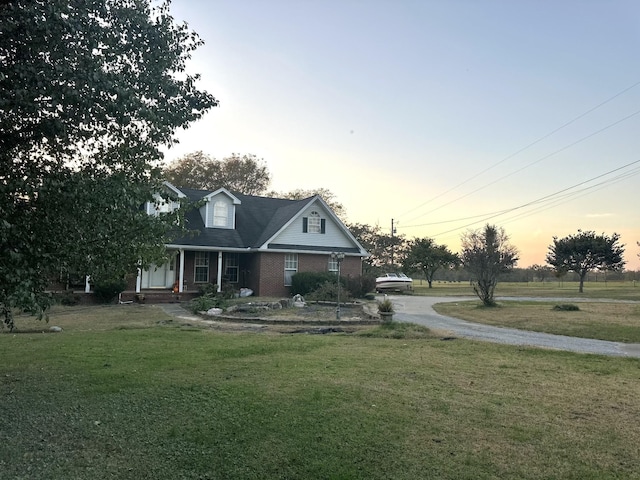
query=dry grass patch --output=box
[5,304,175,333]
[434,300,640,342]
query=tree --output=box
[546,231,625,293]
[403,237,459,288]
[268,188,346,220]
[460,224,519,306]
[0,0,217,329]
[347,222,408,275]
[530,264,554,282]
[164,152,271,195]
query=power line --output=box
[403,107,640,225]
[402,158,640,237]
[397,79,640,222]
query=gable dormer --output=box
[200,188,241,229]
[146,181,185,216]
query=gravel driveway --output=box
[389,295,640,358]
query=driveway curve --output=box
[389,295,640,358]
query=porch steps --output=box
[119,290,198,304]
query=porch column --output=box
[217,251,223,292]
[85,275,91,293]
[135,267,141,293]
[179,249,185,293]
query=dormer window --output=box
[200,188,240,229]
[303,211,325,234]
[147,195,178,217]
[213,201,228,227]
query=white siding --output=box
[146,193,179,216]
[270,204,354,248]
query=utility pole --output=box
[391,218,396,268]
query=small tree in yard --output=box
[403,237,459,288]
[546,231,625,293]
[460,224,519,306]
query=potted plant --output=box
[377,297,394,322]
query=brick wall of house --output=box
[252,252,363,298]
[254,252,286,297]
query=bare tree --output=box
[460,224,519,306]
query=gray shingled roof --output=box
[170,187,313,249]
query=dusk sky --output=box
[165,0,640,269]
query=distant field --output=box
[2,305,640,479]
[412,280,640,300]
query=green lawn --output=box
[434,300,640,343]
[412,280,640,300]
[2,305,640,479]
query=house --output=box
[134,182,368,298]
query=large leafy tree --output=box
[0,0,217,329]
[164,152,271,195]
[546,231,625,293]
[269,187,346,220]
[460,224,519,306]
[347,223,408,275]
[403,237,459,288]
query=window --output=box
[307,211,321,233]
[213,201,228,227]
[284,253,298,286]
[224,253,239,283]
[194,252,209,283]
[303,212,325,234]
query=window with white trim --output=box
[194,252,209,283]
[328,257,338,274]
[224,253,239,283]
[307,211,321,233]
[284,253,298,286]
[213,201,228,227]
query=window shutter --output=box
[302,217,308,233]
[321,219,326,234]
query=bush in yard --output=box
[291,272,340,296]
[345,274,376,298]
[93,278,127,303]
[306,281,352,302]
[553,304,580,311]
[198,283,218,296]
[189,295,226,313]
[56,292,81,306]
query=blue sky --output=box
[165,0,640,269]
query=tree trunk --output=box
[579,271,587,293]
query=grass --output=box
[2,304,640,478]
[412,280,640,300]
[434,300,640,343]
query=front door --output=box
[142,256,176,289]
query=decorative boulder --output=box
[205,307,223,316]
[292,294,306,308]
